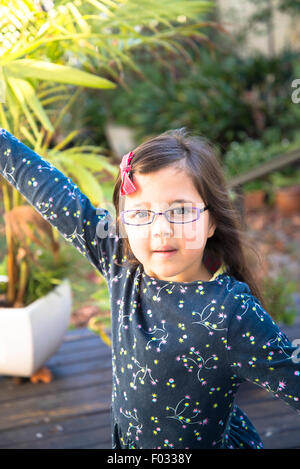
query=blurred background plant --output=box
[262,274,298,326]
[80,47,300,153]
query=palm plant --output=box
[0,0,216,309]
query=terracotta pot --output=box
[275,185,300,215]
[244,190,266,211]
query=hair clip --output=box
[120,151,137,196]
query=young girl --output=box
[0,127,299,449]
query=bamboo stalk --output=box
[88,317,112,347]
[12,186,21,207]
[98,324,112,348]
[2,182,17,306]
[14,252,28,308]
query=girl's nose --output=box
[151,212,173,237]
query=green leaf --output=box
[7,77,54,132]
[20,126,36,147]
[58,157,105,205]
[53,130,80,151]
[66,3,91,33]
[6,59,116,89]
[7,77,39,138]
[61,152,118,177]
[0,104,10,132]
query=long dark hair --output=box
[112,128,265,309]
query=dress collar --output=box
[139,264,227,287]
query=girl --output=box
[0,127,299,449]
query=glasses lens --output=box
[123,210,152,225]
[168,207,198,223]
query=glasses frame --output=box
[120,205,210,226]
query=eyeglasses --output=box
[120,205,209,226]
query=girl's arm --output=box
[227,293,300,412]
[0,129,116,280]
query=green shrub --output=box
[82,48,300,152]
[223,139,269,178]
[262,274,298,326]
[25,249,73,307]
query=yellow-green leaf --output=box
[7,77,53,132]
[6,59,116,89]
[62,152,118,176]
[59,158,104,206]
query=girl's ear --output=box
[207,217,216,238]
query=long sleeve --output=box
[0,128,116,280]
[227,291,300,412]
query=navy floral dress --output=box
[1,129,300,449]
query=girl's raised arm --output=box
[0,129,116,280]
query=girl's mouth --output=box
[153,250,178,258]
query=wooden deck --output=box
[1,296,300,449]
[0,328,112,449]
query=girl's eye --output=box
[135,210,149,218]
[169,206,196,222]
[174,207,183,214]
[172,207,191,215]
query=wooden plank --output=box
[0,363,112,403]
[240,400,300,427]
[252,412,300,437]
[228,148,300,188]
[236,390,300,419]
[0,328,113,449]
[2,425,112,449]
[84,442,112,449]
[263,427,300,449]
[46,344,111,367]
[63,328,97,340]
[53,335,109,356]
[0,382,112,431]
[63,327,111,342]
[0,411,111,449]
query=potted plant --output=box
[0,229,73,378]
[267,170,300,215]
[243,180,267,211]
[275,185,300,215]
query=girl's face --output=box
[121,165,216,283]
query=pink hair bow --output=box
[120,151,137,196]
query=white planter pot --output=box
[0,278,72,377]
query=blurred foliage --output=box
[223,134,300,180]
[81,47,300,155]
[263,274,298,325]
[248,0,300,24]
[279,0,300,14]
[0,237,73,307]
[24,248,73,306]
